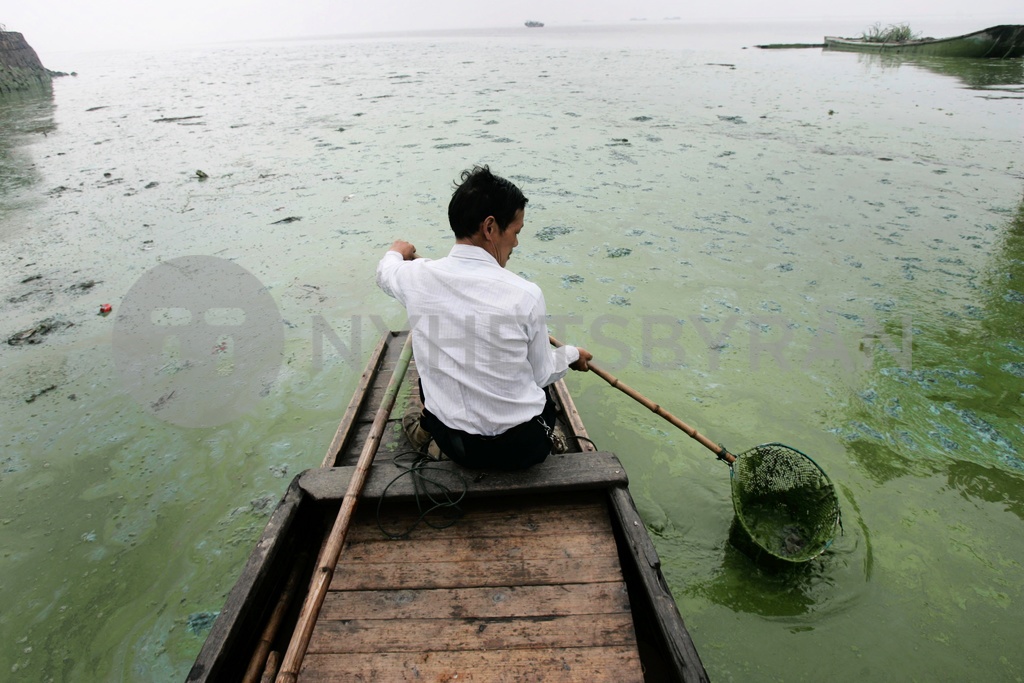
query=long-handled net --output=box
[549,336,841,563]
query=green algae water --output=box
[1,21,1022,680]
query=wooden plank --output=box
[359,384,395,416]
[339,529,617,566]
[608,485,710,683]
[306,612,638,654]
[352,500,612,543]
[320,331,392,467]
[300,646,644,682]
[332,554,625,591]
[332,493,624,590]
[320,583,631,621]
[299,452,628,502]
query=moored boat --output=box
[824,24,1024,58]
[188,330,708,682]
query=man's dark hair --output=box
[447,165,528,238]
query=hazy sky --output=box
[5,0,1021,55]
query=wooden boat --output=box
[188,330,708,682]
[824,25,1024,58]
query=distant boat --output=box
[524,20,544,28]
[824,24,1024,58]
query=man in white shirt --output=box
[376,166,592,470]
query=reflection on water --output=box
[0,85,54,202]
[682,481,872,621]
[840,51,1024,91]
[688,541,833,617]
[908,56,1024,90]
[947,459,1024,521]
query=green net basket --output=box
[729,442,841,563]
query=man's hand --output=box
[570,347,593,372]
[389,240,418,260]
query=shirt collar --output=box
[449,243,499,266]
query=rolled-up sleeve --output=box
[526,292,579,388]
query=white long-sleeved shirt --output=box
[376,244,579,436]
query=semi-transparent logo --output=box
[112,256,283,428]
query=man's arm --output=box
[388,240,418,260]
[376,239,419,301]
[525,291,591,386]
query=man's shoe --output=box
[402,397,447,459]
[402,407,432,452]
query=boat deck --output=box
[309,331,644,680]
[302,493,643,681]
[188,330,707,682]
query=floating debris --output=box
[154,115,204,123]
[884,397,903,418]
[1000,454,1024,471]
[7,317,74,346]
[945,403,1018,454]
[249,494,278,515]
[607,247,632,258]
[271,216,302,225]
[67,280,102,293]
[849,420,888,441]
[25,385,58,403]
[186,611,219,636]
[609,295,631,307]
[535,225,572,241]
[46,185,81,197]
[151,391,175,411]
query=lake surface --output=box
[2,21,1023,680]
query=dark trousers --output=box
[418,382,556,471]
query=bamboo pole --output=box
[241,553,307,683]
[259,651,281,683]
[549,335,735,463]
[275,334,415,682]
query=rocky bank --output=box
[0,29,53,94]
